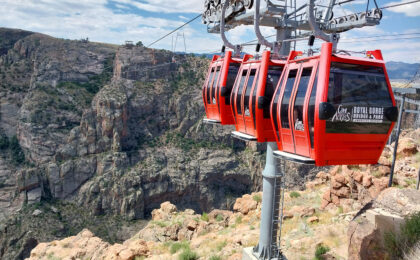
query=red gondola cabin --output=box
[203,51,251,125]
[230,51,286,142]
[270,42,398,166]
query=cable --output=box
[147,14,201,48]
[341,36,420,43]
[159,0,420,54]
[342,32,420,40]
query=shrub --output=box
[253,194,262,203]
[216,240,227,251]
[235,215,242,224]
[201,212,209,222]
[152,220,168,228]
[215,214,224,222]
[0,135,9,150]
[385,211,420,258]
[401,211,420,247]
[170,241,189,254]
[209,256,221,260]
[9,136,25,164]
[315,244,330,260]
[290,191,301,198]
[178,249,198,260]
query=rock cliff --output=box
[0,28,321,259]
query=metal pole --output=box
[253,142,280,259]
[389,95,405,187]
[417,167,420,190]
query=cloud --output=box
[386,0,420,17]
[0,0,188,46]
[114,0,203,13]
[0,0,418,61]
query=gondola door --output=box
[289,61,318,157]
[278,64,300,153]
[242,66,259,136]
[207,63,223,119]
[232,66,250,132]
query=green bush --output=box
[315,244,330,260]
[10,136,25,164]
[235,215,242,224]
[290,191,301,198]
[401,211,420,247]
[385,211,420,258]
[0,135,9,150]
[215,214,224,222]
[209,256,221,260]
[216,240,227,251]
[253,194,262,203]
[170,241,189,254]
[201,212,209,222]
[178,249,198,260]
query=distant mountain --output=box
[386,61,420,81]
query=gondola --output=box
[230,50,286,142]
[270,42,398,165]
[202,51,251,125]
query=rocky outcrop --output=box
[317,133,420,211]
[28,229,150,260]
[347,188,420,260]
[27,186,354,260]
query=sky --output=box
[0,0,419,63]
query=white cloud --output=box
[115,0,203,13]
[0,0,418,61]
[386,0,420,17]
[353,26,385,34]
[0,0,189,46]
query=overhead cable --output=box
[147,14,201,48]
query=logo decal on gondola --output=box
[352,106,384,123]
[332,105,385,123]
[332,105,351,122]
[244,108,250,116]
[212,97,216,104]
[295,119,304,131]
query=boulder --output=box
[347,188,420,260]
[331,194,340,206]
[186,220,198,231]
[331,178,343,189]
[233,194,258,215]
[289,205,315,218]
[333,174,346,184]
[322,189,332,202]
[372,177,389,194]
[208,209,232,223]
[28,229,150,260]
[362,174,372,188]
[353,171,363,183]
[321,199,330,210]
[151,201,177,221]
[32,209,42,216]
[329,166,340,176]
[397,138,418,156]
[331,186,351,198]
[307,216,319,223]
[160,201,177,214]
[316,171,329,182]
